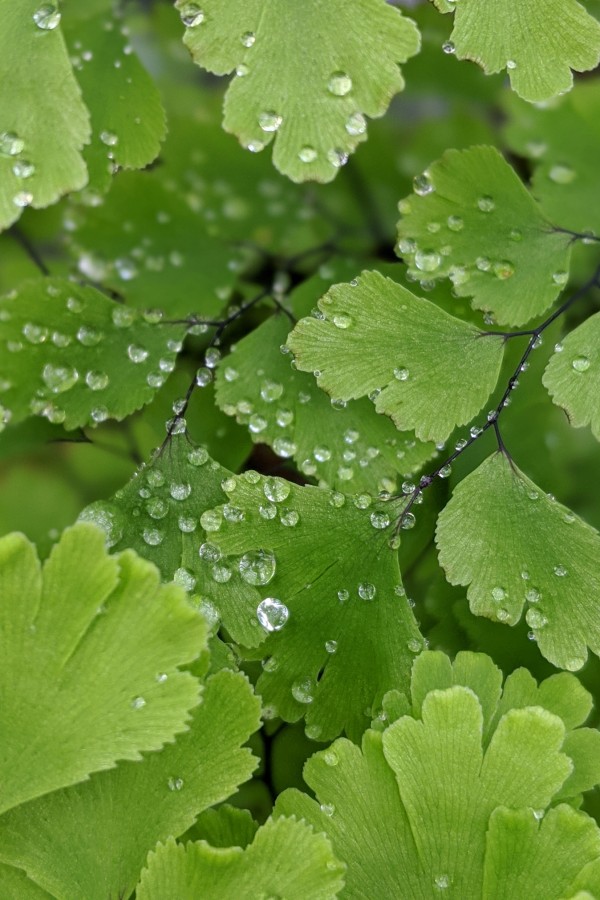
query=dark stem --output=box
[9,226,50,276]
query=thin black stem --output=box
[392,263,600,531]
[10,226,50,276]
[549,225,600,245]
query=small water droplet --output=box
[257,598,289,632]
[298,145,317,163]
[167,776,184,791]
[292,677,315,704]
[325,640,338,654]
[415,249,442,273]
[323,749,339,766]
[413,172,434,196]
[327,71,352,96]
[131,696,146,709]
[370,511,390,530]
[553,564,568,577]
[345,112,366,135]
[447,215,464,232]
[33,3,61,30]
[572,355,591,373]
[100,130,118,147]
[0,132,24,156]
[127,344,149,363]
[258,111,283,133]
[241,31,255,47]
[493,260,514,280]
[549,165,575,185]
[442,41,455,54]
[173,567,197,592]
[179,3,204,26]
[477,195,495,212]
[239,550,276,585]
[320,802,335,816]
[358,582,376,601]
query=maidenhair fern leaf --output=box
[543,312,600,442]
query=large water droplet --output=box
[33,4,61,30]
[572,355,590,373]
[239,550,276,585]
[0,132,24,156]
[263,477,290,503]
[42,363,79,394]
[292,677,315,704]
[179,3,205,26]
[257,597,289,632]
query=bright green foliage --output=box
[0,864,51,899]
[0,524,204,815]
[0,670,260,900]
[431,0,600,102]
[191,806,259,849]
[436,453,600,671]
[504,82,600,237]
[0,0,90,231]
[62,4,166,194]
[215,311,435,495]
[288,270,504,442]
[177,0,420,182]
[137,817,344,899]
[276,650,600,898]
[200,472,423,741]
[543,312,600,441]
[397,146,572,325]
[0,277,185,430]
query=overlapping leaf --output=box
[202,473,424,741]
[0,670,260,900]
[431,0,600,102]
[436,452,600,671]
[287,270,505,442]
[62,3,166,193]
[137,817,344,899]
[0,0,90,231]
[176,0,419,182]
[543,312,600,442]
[0,524,205,815]
[504,82,600,237]
[397,146,572,325]
[0,277,185,430]
[277,653,600,898]
[215,312,436,495]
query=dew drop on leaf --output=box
[256,598,289,632]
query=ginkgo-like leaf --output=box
[0,670,260,900]
[543,312,600,441]
[136,818,344,900]
[287,270,505,443]
[62,3,166,193]
[0,523,205,815]
[200,472,424,741]
[504,83,600,236]
[0,0,90,231]
[191,806,259,850]
[215,312,436,495]
[276,683,589,898]
[0,277,185,429]
[397,146,572,325]
[176,0,420,182]
[0,864,51,899]
[436,452,600,672]
[431,0,600,102]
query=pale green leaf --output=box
[0,864,52,899]
[276,685,577,898]
[0,670,260,900]
[543,313,600,441]
[436,452,600,671]
[0,278,185,430]
[287,270,505,442]
[191,806,259,850]
[0,523,204,814]
[176,0,419,182]
[202,472,423,741]
[397,146,572,325]
[0,1,90,232]
[215,312,435,495]
[62,4,166,193]
[137,818,344,900]
[432,0,600,102]
[482,806,600,900]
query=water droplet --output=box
[263,477,290,503]
[112,306,136,328]
[327,71,352,96]
[223,504,244,523]
[239,550,276,585]
[553,564,568,577]
[257,598,289,632]
[178,515,197,533]
[127,344,149,363]
[506,59,517,70]
[345,112,366,135]
[491,586,506,602]
[320,803,335,816]
[200,509,222,532]
[167,776,184,791]
[131,696,146,709]
[370,511,390,530]
[415,249,442,272]
[526,588,541,603]
[413,173,434,196]
[496,608,510,622]
[77,326,102,347]
[77,501,124,547]
[447,215,464,232]
[358,582,376,601]
[195,367,213,387]
[325,640,338,654]
[509,227,522,242]
[442,41,455,54]
[280,508,299,527]
[260,379,284,402]
[526,608,547,629]
[146,497,168,520]
[212,564,232,583]
[85,370,109,391]
[13,191,33,208]
[156,672,168,683]
[298,145,317,163]
[323,749,338,766]
[259,503,277,519]
[173,567,196,592]
[199,542,221,563]
[241,31,255,47]
[549,165,575,185]
[292,677,315,704]
[493,260,514,280]
[100,130,118,147]
[438,464,452,479]
[258,111,282,133]
[434,874,450,890]
[187,446,208,466]
[235,63,249,76]
[332,313,352,329]
[33,4,61,30]
[42,363,79,394]
[0,132,24,156]
[401,512,416,530]
[327,148,348,168]
[273,437,297,458]
[179,3,204,26]
[169,482,191,501]
[477,195,495,212]
[142,527,163,546]
[13,159,35,178]
[572,355,591,373]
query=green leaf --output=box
[432,0,600,102]
[137,817,344,900]
[543,312,600,441]
[397,146,572,325]
[0,0,90,231]
[201,472,424,741]
[0,670,260,900]
[287,270,505,443]
[215,312,436,495]
[0,864,52,899]
[436,452,600,672]
[191,806,259,850]
[504,83,600,236]
[66,171,237,317]
[62,4,166,193]
[176,0,420,182]
[0,523,204,814]
[277,684,580,898]
[0,277,185,429]
[482,806,600,900]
